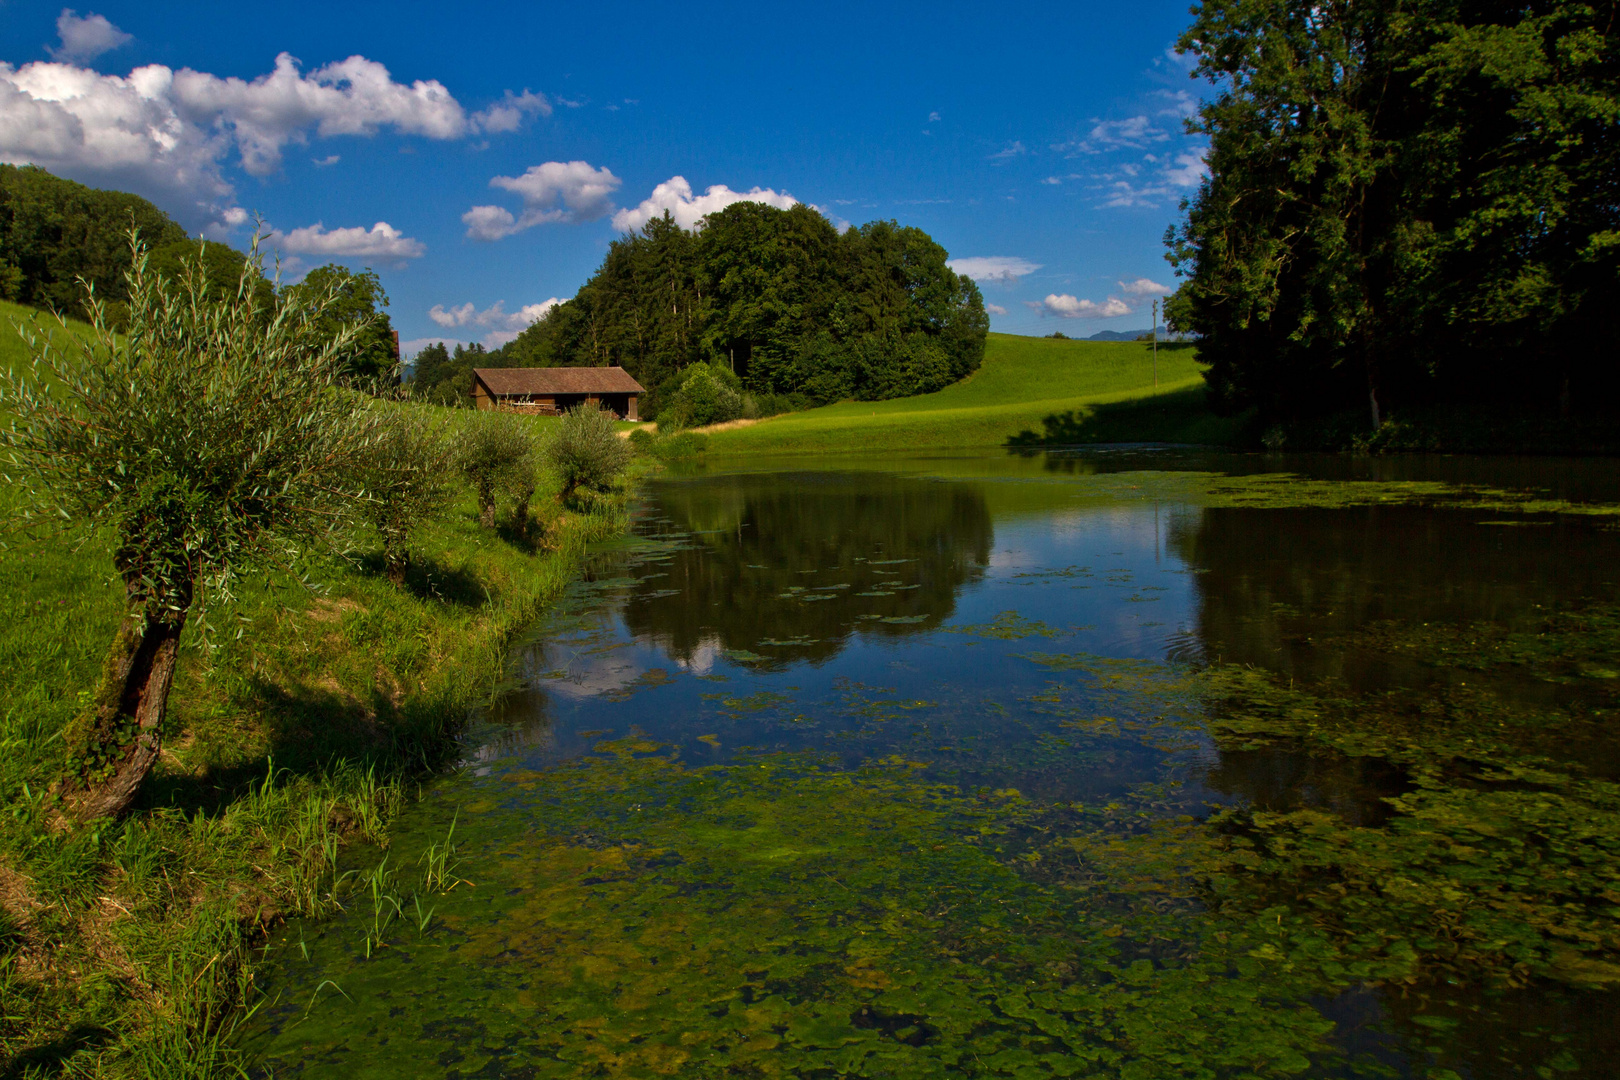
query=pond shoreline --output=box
[0,479,640,1077]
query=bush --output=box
[453,410,535,527]
[352,410,452,584]
[546,404,631,505]
[662,362,743,428]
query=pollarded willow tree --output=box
[0,232,380,820]
[454,409,535,528]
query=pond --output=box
[241,449,1620,1079]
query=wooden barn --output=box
[470,366,645,420]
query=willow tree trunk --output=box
[66,599,188,820]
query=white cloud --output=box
[988,140,1027,161]
[1157,90,1200,119]
[611,175,799,232]
[312,153,340,167]
[426,297,563,347]
[0,52,542,228]
[1053,116,1169,157]
[464,160,622,240]
[1164,150,1209,188]
[946,256,1042,285]
[927,110,941,122]
[985,302,1008,316]
[272,221,425,261]
[1118,278,1172,297]
[49,10,132,63]
[1089,116,1167,149]
[1032,294,1133,319]
[471,90,550,133]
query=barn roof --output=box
[472,366,645,396]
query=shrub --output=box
[453,410,535,528]
[663,362,743,428]
[353,410,452,584]
[0,230,376,819]
[546,403,631,505]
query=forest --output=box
[0,165,399,383]
[1167,0,1620,437]
[413,203,990,421]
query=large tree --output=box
[501,203,987,416]
[1168,0,1620,428]
[284,264,400,385]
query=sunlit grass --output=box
[707,334,1239,455]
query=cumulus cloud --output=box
[1031,294,1133,319]
[946,256,1042,285]
[985,302,1008,316]
[611,176,799,232]
[927,110,941,122]
[0,52,544,227]
[426,297,563,347]
[463,160,622,240]
[1118,277,1172,297]
[988,140,1027,161]
[49,10,132,63]
[472,90,550,133]
[272,221,425,261]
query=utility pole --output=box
[1151,298,1159,388]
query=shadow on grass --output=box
[1005,386,1249,448]
[2,1024,113,1080]
[353,551,487,607]
[144,669,458,816]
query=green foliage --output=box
[0,165,188,319]
[1169,0,1620,427]
[409,340,487,406]
[504,205,988,410]
[145,238,273,309]
[544,403,631,504]
[453,409,536,527]
[660,360,743,427]
[283,264,399,385]
[352,408,454,584]
[0,233,375,622]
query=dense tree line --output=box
[0,165,397,382]
[1,165,188,316]
[478,203,988,418]
[1167,0,1620,431]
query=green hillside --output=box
[706,332,1242,455]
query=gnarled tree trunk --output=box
[65,594,189,821]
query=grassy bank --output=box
[705,333,1245,455]
[0,302,632,1077]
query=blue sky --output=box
[0,1,1210,354]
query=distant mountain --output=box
[1084,329,1152,342]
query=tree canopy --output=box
[1168,0,1620,429]
[0,165,188,318]
[283,264,399,384]
[498,203,988,417]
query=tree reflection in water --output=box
[622,472,994,670]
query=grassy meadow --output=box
[0,301,630,1077]
[705,333,1244,455]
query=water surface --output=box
[244,449,1620,1079]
